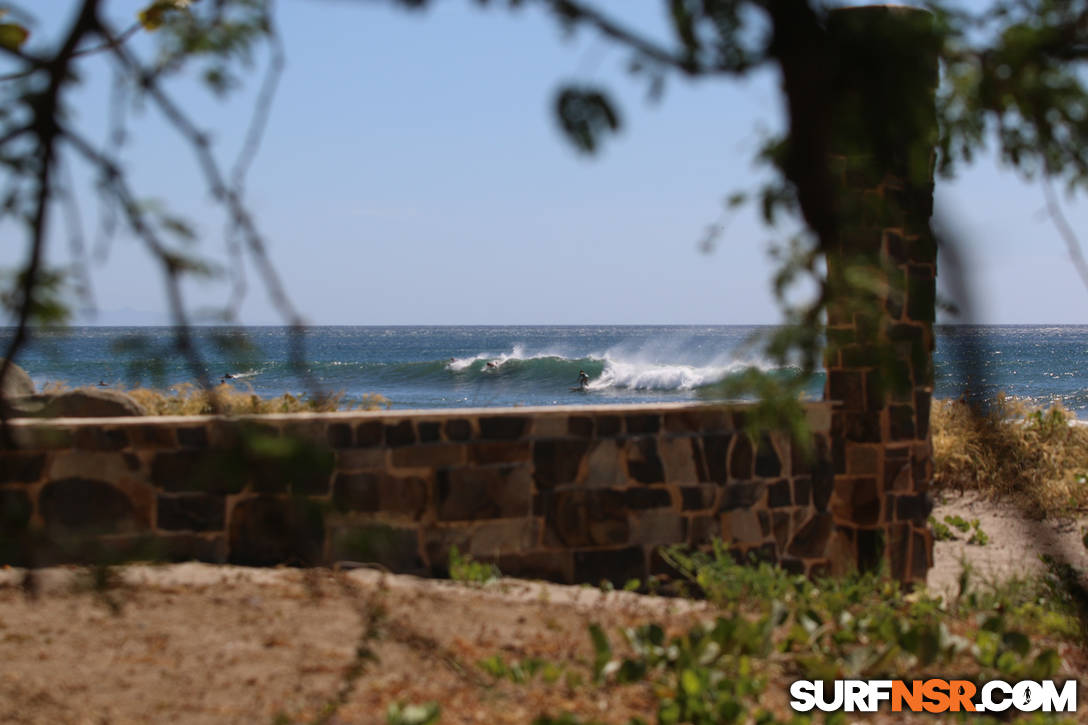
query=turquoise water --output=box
[3,325,1087,416]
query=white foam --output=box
[587,358,753,391]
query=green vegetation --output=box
[447,546,501,586]
[527,544,1081,725]
[928,514,991,546]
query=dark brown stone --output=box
[327,423,353,448]
[391,444,465,468]
[436,465,530,521]
[828,370,865,410]
[469,441,530,465]
[73,427,129,452]
[680,485,716,511]
[768,479,791,508]
[895,493,932,522]
[568,416,594,438]
[856,528,885,573]
[545,490,628,547]
[889,405,915,441]
[793,477,812,506]
[915,390,931,439]
[758,510,772,537]
[228,496,326,566]
[157,493,225,532]
[843,412,882,443]
[691,439,709,483]
[533,439,590,489]
[888,522,910,580]
[626,438,664,484]
[906,264,935,322]
[478,416,528,440]
[0,488,31,529]
[719,481,765,511]
[663,412,700,433]
[444,418,472,442]
[625,488,671,510]
[595,415,622,437]
[40,478,141,533]
[150,533,227,563]
[249,445,335,496]
[625,414,660,434]
[573,546,645,587]
[910,527,931,581]
[702,434,730,483]
[780,557,805,575]
[176,426,208,449]
[384,421,416,447]
[812,462,834,511]
[331,524,423,573]
[151,451,246,494]
[418,421,441,443]
[728,435,753,480]
[754,435,781,477]
[688,514,720,544]
[788,513,833,558]
[356,421,384,447]
[333,472,429,519]
[846,445,880,476]
[0,452,44,483]
[832,476,881,526]
[333,472,379,511]
[496,551,572,583]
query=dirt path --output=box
[2,496,1086,724]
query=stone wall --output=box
[0,403,836,586]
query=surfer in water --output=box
[577,370,589,389]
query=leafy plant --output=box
[448,545,500,586]
[386,702,441,725]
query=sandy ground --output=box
[1,495,1086,725]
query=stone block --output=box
[812,462,834,511]
[156,493,226,532]
[478,416,528,440]
[6,425,72,450]
[915,390,932,439]
[424,519,538,563]
[663,411,701,433]
[702,434,730,483]
[679,485,717,512]
[149,450,244,495]
[74,427,129,452]
[792,477,812,506]
[888,522,910,580]
[330,523,423,573]
[150,533,227,563]
[831,476,881,526]
[0,488,31,529]
[625,487,672,510]
[333,472,429,520]
[496,550,572,583]
[356,420,384,447]
[828,370,864,410]
[754,434,782,477]
[628,510,686,546]
[444,418,472,442]
[327,423,353,448]
[846,445,880,476]
[40,478,144,534]
[531,416,568,438]
[889,404,915,441]
[595,415,622,437]
[228,496,326,566]
[544,490,628,547]
[436,465,531,521]
[573,546,645,588]
[728,435,753,480]
[906,263,935,322]
[772,511,792,550]
[626,438,664,484]
[910,527,931,581]
[176,426,209,449]
[722,509,762,544]
[659,437,697,484]
[690,439,709,483]
[687,515,720,545]
[895,493,931,523]
[719,481,765,511]
[625,414,660,435]
[0,452,45,483]
[391,444,466,469]
[384,421,416,447]
[337,448,387,471]
[767,479,791,508]
[533,439,590,489]
[856,528,885,573]
[418,422,441,443]
[469,441,530,465]
[567,416,594,438]
[250,446,334,496]
[788,513,833,558]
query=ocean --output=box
[2,325,1087,417]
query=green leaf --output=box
[588,623,611,681]
[0,23,29,51]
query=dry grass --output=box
[932,393,1088,515]
[44,381,390,416]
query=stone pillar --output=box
[823,6,939,583]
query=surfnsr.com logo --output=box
[789,679,1077,714]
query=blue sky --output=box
[10,0,1088,324]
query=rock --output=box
[4,388,147,418]
[0,360,34,398]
